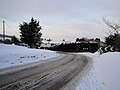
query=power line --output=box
[5,22,19,36]
[0,16,20,37]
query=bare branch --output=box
[103,17,120,34]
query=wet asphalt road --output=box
[0,54,88,90]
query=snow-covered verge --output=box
[94,52,120,90]
[76,52,120,90]
[0,44,59,69]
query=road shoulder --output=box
[60,54,92,90]
[0,54,65,75]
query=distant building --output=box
[40,40,60,49]
[0,34,14,40]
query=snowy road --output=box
[0,54,89,90]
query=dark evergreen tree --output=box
[19,18,42,48]
[79,38,86,41]
[11,36,20,45]
[95,38,100,42]
[105,34,117,46]
[76,38,79,42]
[115,34,120,51]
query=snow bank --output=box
[76,51,100,58]
[94,52,120,90]
[0,44,59,69]
[76,52,120,90]
[76,52,101,90]
[76,66,101,90]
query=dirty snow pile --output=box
[0,44,58,69]
[76,52,120,90]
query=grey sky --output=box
[0,0,120,42]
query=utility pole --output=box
[3,21,5,41]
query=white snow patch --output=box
[76,52,120,90]
[94,52,120,90]
[0,44,59,69]
[76,65,101,90]
[76,51,100,58]
[76,52,101,90]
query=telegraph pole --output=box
[3,21,5,41]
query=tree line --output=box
[103,18,120,51]
[2,18,42,48]
[2,17,120,52]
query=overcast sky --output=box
[0,0,120,42]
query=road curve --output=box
[0,54,89,90]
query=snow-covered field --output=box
[76,52,120,90]
[0,44,58,69]
[0,44,120,90]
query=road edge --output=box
[0,54,65,75]
[60,54,92,90]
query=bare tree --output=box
[103,18,120,34]
[103,17,120,51]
